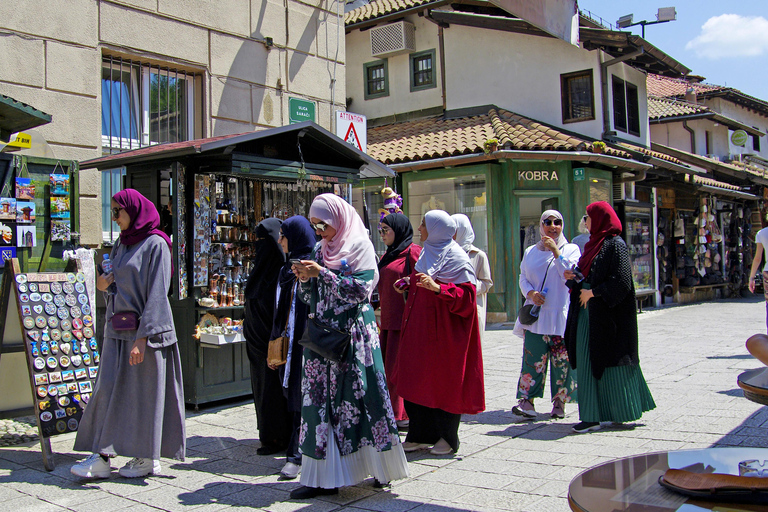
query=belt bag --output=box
[297,277,362,363]
[111,311,140,331]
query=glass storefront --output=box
[406,175,488,252]
[351,183,388,257]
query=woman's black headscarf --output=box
[377,213,414,269]
[244,218,284,361]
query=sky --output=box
[578,0,768,99]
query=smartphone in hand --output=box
[394,277,409,290]
[290,259,302,266]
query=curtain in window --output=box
[101,69,139,146]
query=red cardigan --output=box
[390,275,485,415]
[377,243,421,331]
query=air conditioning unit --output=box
[370,21,415,58]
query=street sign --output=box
[289,98,315,124]
[731,130,748,147]
[335,111,367,153]
[573,167,585,181]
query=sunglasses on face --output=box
[542,219,562,227]
[583,215,588,222]
[111,207,124,219]
[311,222,328,232]
[378,226,391,235]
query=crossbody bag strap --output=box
[281,282,296,335]
[539,258,554,292]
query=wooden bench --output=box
[678,283,729,294]
[635,290,655,313]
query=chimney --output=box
[685,87,697,104]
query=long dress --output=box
[74,236,185,460]
[377,242,421,422]
[392,276,485,451]
[297,247,408,488]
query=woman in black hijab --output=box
[269,215,317,479]
[376,213,421,428]
[243,218,288,455]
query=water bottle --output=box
[530,288,548,317]
[340,258,351,277]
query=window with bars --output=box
[364,60,389,100]
[101,56,197,152]
[561,69,595,123]
[410,49,436,92]
[612,76,641,136]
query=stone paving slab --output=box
[1,296,768,511]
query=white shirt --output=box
[513,242,581,337]
[756,227,768,272]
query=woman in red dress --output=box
[391,210,485,456]
[377,213,421,429]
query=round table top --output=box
[738,367,768,405]
[568,447,768,512]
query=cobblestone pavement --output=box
[2,295,768,511]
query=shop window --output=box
[409,50,436,92]
[101,56,197,152]
[753,131,761,152]
[561,69,595,124]
[364,60,389,100]
[612,76,640,136]
[102,167,125,242]
[351,184,388,257]
[406,175,488,253]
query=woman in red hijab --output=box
[563,201,655,434]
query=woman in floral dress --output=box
[291,193,408,499]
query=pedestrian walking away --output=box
[564,201,655,434]
[451,213,493,340]
[512,209,579,420]
[393,210,485,456]
[71,189,185,479]
[291,193,408,499]
[376,212,421,430]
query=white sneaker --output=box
[118,457,161,478]
[71,453,112,479]
[280,461,301,479]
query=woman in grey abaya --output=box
[71,188,185,479]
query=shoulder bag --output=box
[517,258,553,326]
[267,283,295,367]
[298,277,363,363]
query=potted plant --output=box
[592,141,606,154]
[484,138,499,154]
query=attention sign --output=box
[335,111,367,153]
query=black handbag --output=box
[298,278,362,363]
[517,258,553,326]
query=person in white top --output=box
[451,214,493,339]
[748,225,768,332]
[512,210,581,419]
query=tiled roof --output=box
[618,141,685,166]
[648,96,710,120]
[646,74,725,98]
[692,175,742,191]
[367,108,630,164]
[345,0,440,25]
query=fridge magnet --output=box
[0,197,17,220]
[51,221,71,242]
[15,177,35,200]
[17,225,36,247]
[50,197,70,219]
[49,174,70,196]
[16,201,35,223]
[0,221,14,246]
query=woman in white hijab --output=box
[452,214,493,339]
[512,210,580,420]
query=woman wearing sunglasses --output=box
[563,201,655,434]
[512,210,580,420]
[376,212,421,430]
[290,194,408,499]
[71,189,185,479]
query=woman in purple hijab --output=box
[71,189,185,480]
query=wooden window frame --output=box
[561,69,595,124]
[612,75,641,137]
[409,49,437,92]
[364,60,389,100]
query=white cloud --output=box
[685,14,768,59]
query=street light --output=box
[617,7,677,38]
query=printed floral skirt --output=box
[516,331,577,403]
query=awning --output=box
[690,175,759,200]
[0,94,52,142]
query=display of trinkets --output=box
[14,272,99,438]
[176,163,188,299]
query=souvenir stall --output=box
[80,122,393,407]
[615,200,656,304]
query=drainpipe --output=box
[599,47,645,139]
[682,120,696,154]
[438,25,447,111]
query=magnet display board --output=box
[0,259,100,470]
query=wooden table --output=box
[568,447,768,512]
[738,367,768,405]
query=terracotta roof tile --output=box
[618,141,686,166]
[367,107,631,164]
[646,74,725,98]
[345,0,440,25]
[648,96,711,120]
[692,175,742,191]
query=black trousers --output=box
[250,359,292,451]
[403,401,461,452]
[286,411,302,465]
